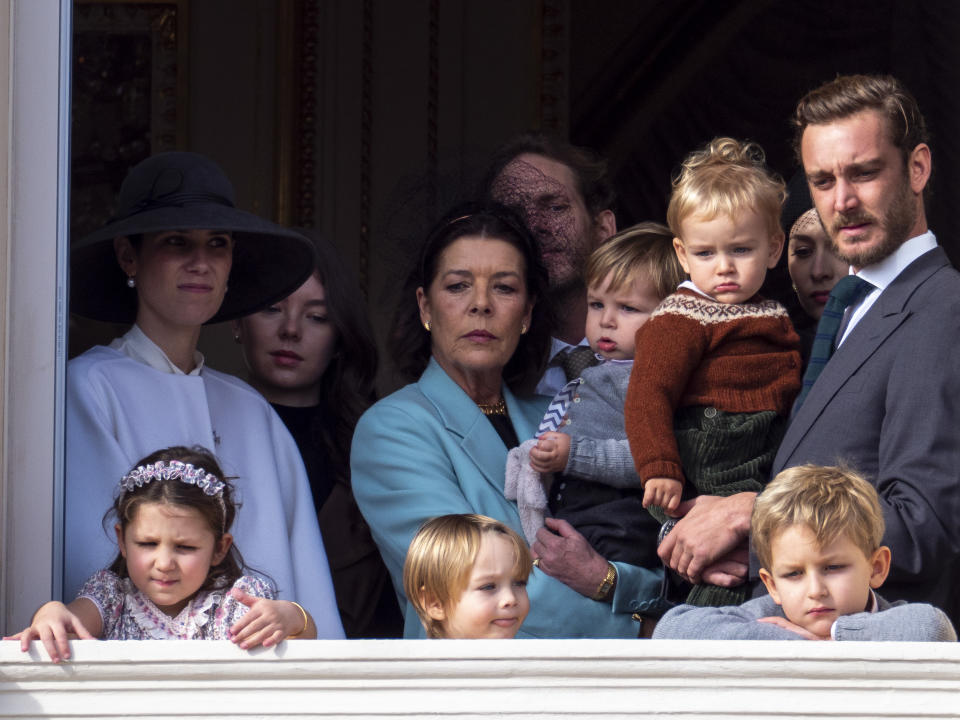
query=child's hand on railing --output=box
[228,589,316,648]
[3,601,97,663]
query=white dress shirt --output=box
[838,231,938,347]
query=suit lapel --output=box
[784,311,907,456]
[779,247,948,463]
[418,360,513,494]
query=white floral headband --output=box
[119,460,226,497]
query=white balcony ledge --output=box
[3,638,960,718]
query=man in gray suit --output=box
[658,74,960,623]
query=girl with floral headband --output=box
[6,446,316,663]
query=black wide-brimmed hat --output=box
[70,152,316,324]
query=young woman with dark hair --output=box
[234,231,402,638]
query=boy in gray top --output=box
[654,464,956,641]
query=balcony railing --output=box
[3,638,960,718]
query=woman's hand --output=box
[228,590,317,648]
[529,432,571,474]
[4,601,97,663]
[531,517,610,597]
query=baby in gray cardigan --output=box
[528,223,685,569]
[654,464,956,641]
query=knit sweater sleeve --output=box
[652,594,806,640]
[562,362,642,488]
[832,602,957,641]
[625,297,711,485]
[565,437,640,487]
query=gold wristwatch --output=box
[592,562,617,601]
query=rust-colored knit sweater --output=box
[625,288,801,485]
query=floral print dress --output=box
[79,570,276,639]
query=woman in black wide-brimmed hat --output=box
[65,152,344,637]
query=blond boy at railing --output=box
[654,465,956,641]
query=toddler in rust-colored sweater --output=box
[625,137,802,607]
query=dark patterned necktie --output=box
[556,346,599,382]
[795,275,874,409]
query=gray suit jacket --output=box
[653,592,957,641]
[772,246,960,623]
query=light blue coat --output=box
[351,359,663,638]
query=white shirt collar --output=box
[109,324,205,376]
[837,231,938,346]
[548,335,591,360]
[853,231,937,291]
[678,280,714,300]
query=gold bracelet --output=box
[592,562,617,601]
[288,601,308,638]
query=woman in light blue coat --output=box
[351,203,662,638]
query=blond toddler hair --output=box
[403,514,532,638]
[667,137,786,240]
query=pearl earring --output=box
[126,276,136,288]
[521,323,528,335]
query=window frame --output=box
[0,0,71,633]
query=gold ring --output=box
[532,558,541,568]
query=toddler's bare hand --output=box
[529,432,570,474]
[643,477,682,513]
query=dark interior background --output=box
[70,0,960,384]
[574,0,959,256]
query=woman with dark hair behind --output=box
[352,201,661,638]
[780,175,848,368]
[234,231,402,638]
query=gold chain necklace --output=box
[477,397,507,416]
